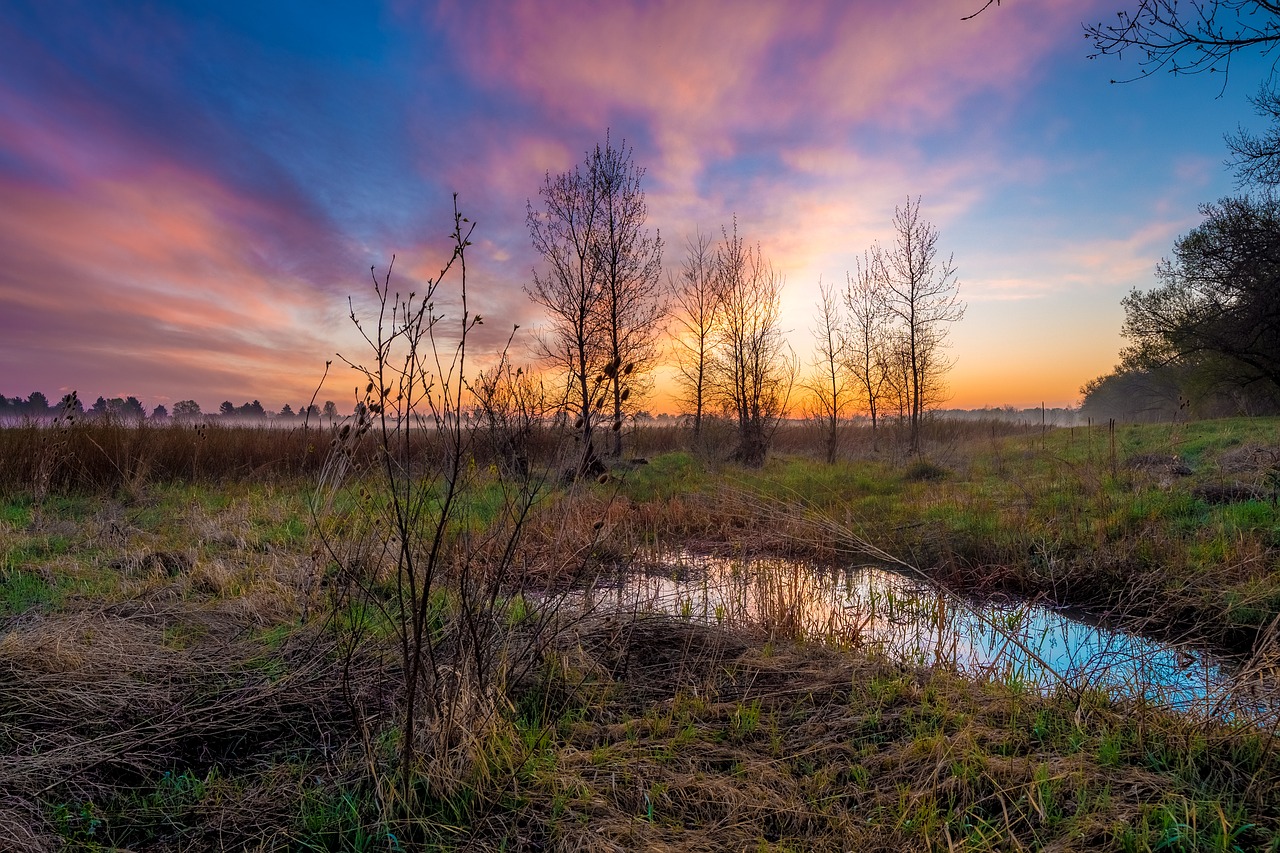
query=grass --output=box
[5,418,1280,848]
[573,417,1280,650]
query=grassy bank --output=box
[4,418,1280,849]
[580,417,1280,651]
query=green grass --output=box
[577,418,1280,647]
[8,417,1280,849]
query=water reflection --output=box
[581,551,1244,712]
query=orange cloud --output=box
[0,166,361,407]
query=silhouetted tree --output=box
[121,396,146,421]
[1083,2,1280,82]
[173,400,202,420]
[804,281,850,463]
[881,197,965,454]
[669,231,721,438]
[1122,195,1280,396]
[527,146,605,475]
[26,391,50,416]
[57,392,84,420]
[593,134,664,457]
[528,134,662,473]
[710,221,795,467]
[150,404,169,420]
[219,401,235,418]
[843,247,893,437]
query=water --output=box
[579,551,1259,714]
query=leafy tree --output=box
[121,396,146,421]
[219,401,235,418]
[173,400,202,420]
[322,400,338,425]
[26,391,49,415]
[57,392,84,419]
[1121,195,1280,396]
[150,404,169,420]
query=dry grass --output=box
[0,603,371,849]
[480,614,1280,851]
[6,416,1280,848]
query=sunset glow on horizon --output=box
[2,1,1271,414]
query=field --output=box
[5,416,1280,850]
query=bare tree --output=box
[1083,1,1280,82]
[842,247,893,439]
[881,197,965,454]
[526,147,606,477]
[711,220,796,467]
[668,231,721,437]
[469,328,548,480]
[526,134,663,473]
[593,134,664,457]
[805,281,850,463]
[319,199,554,819]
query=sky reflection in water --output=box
[582,552,1247,714]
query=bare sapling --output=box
[311,196,563,828]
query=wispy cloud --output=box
[0,0,1244,410]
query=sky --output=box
[1,0,1275,413]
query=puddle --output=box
[577,551,1256,713]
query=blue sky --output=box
[1,0,1273,411]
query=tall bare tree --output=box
[882,197,965,454]
[526,152,605,476]
[842,247,893,438]
[593,135,664,457]
[711,220,795,467]
[805,281,850,463]
[526,135,662,472]
[668,231,721,437]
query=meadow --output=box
[5,415,1280,850]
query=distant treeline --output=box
[0,392,345,423]
[3,392,1089,430]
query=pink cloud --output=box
[0,166,358,407]
[433,1,1100,186]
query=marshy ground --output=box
[5,417,1280,850]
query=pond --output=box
[577,551,1270,716]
